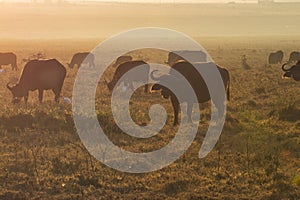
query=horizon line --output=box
[2,0,300,5]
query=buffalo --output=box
[112,55,132,68]
[68,52,95,69]
[288,51,300,63]
[268,50,284,65]
[0,52,17,71]
[151,61,230,126]
[166,51,207,66]
[105,60,150,93]
[282,61,300,81]
[7,59,66,104]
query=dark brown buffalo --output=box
[151,61,230,126]
[166,51,207,66]
[268,50,283,65]
[7,59,66,103]
[106,60,150,93]
[112,55,132,68]
[288,51,300,63]
[0,52,17,71]
[282,61,300,81]
[68,52,95,68]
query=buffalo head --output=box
[282,62,300,81]
[150,70,176,99]
[6,82,27,103]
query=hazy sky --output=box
[1,0,300,38]
[3,0,300,3]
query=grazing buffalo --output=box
[166,51,207,66]
[151,61,230,126]
[68,52,95,68]
[282,61,300,81]
[288,51,300,63]
[106,60,150,93]
[0,52,17,71]
[7,59,66,104]
[268,50,284,64]
[112,55,132,68]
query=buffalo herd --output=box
[268,50,283,64]
[111,55,132,68]
[7,59,66,104]
[282,60,300,81]
[166,50,207,66]
[3,52,93,104]
[267,50,300,81]
[288,51,300,63]
[0,52,18,71]
[268,50,300,65]
[0,49,299,125]
[105,60,150,93]
[151,61,230,125]
[67,52,95,69]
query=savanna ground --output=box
[0,2,300,200]
[0,36,299,200]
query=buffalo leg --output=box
[144,84,149,93]
[38,89,44,103]
[187,103,193,123]
[12,64,17,71]
[52,89,61,103]
[171,96,179,126]
[213,99,225,118]
[24,95,28,104]
[129,82,134,91]
[24,96,28,109]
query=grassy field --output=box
[0,1,299,199]
[0,36,299,199]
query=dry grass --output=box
[0,36,299,199]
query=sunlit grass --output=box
[0,37,299,199]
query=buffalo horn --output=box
[150,70,161,81]
[282,63,292,72]
[6,82,13,91]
